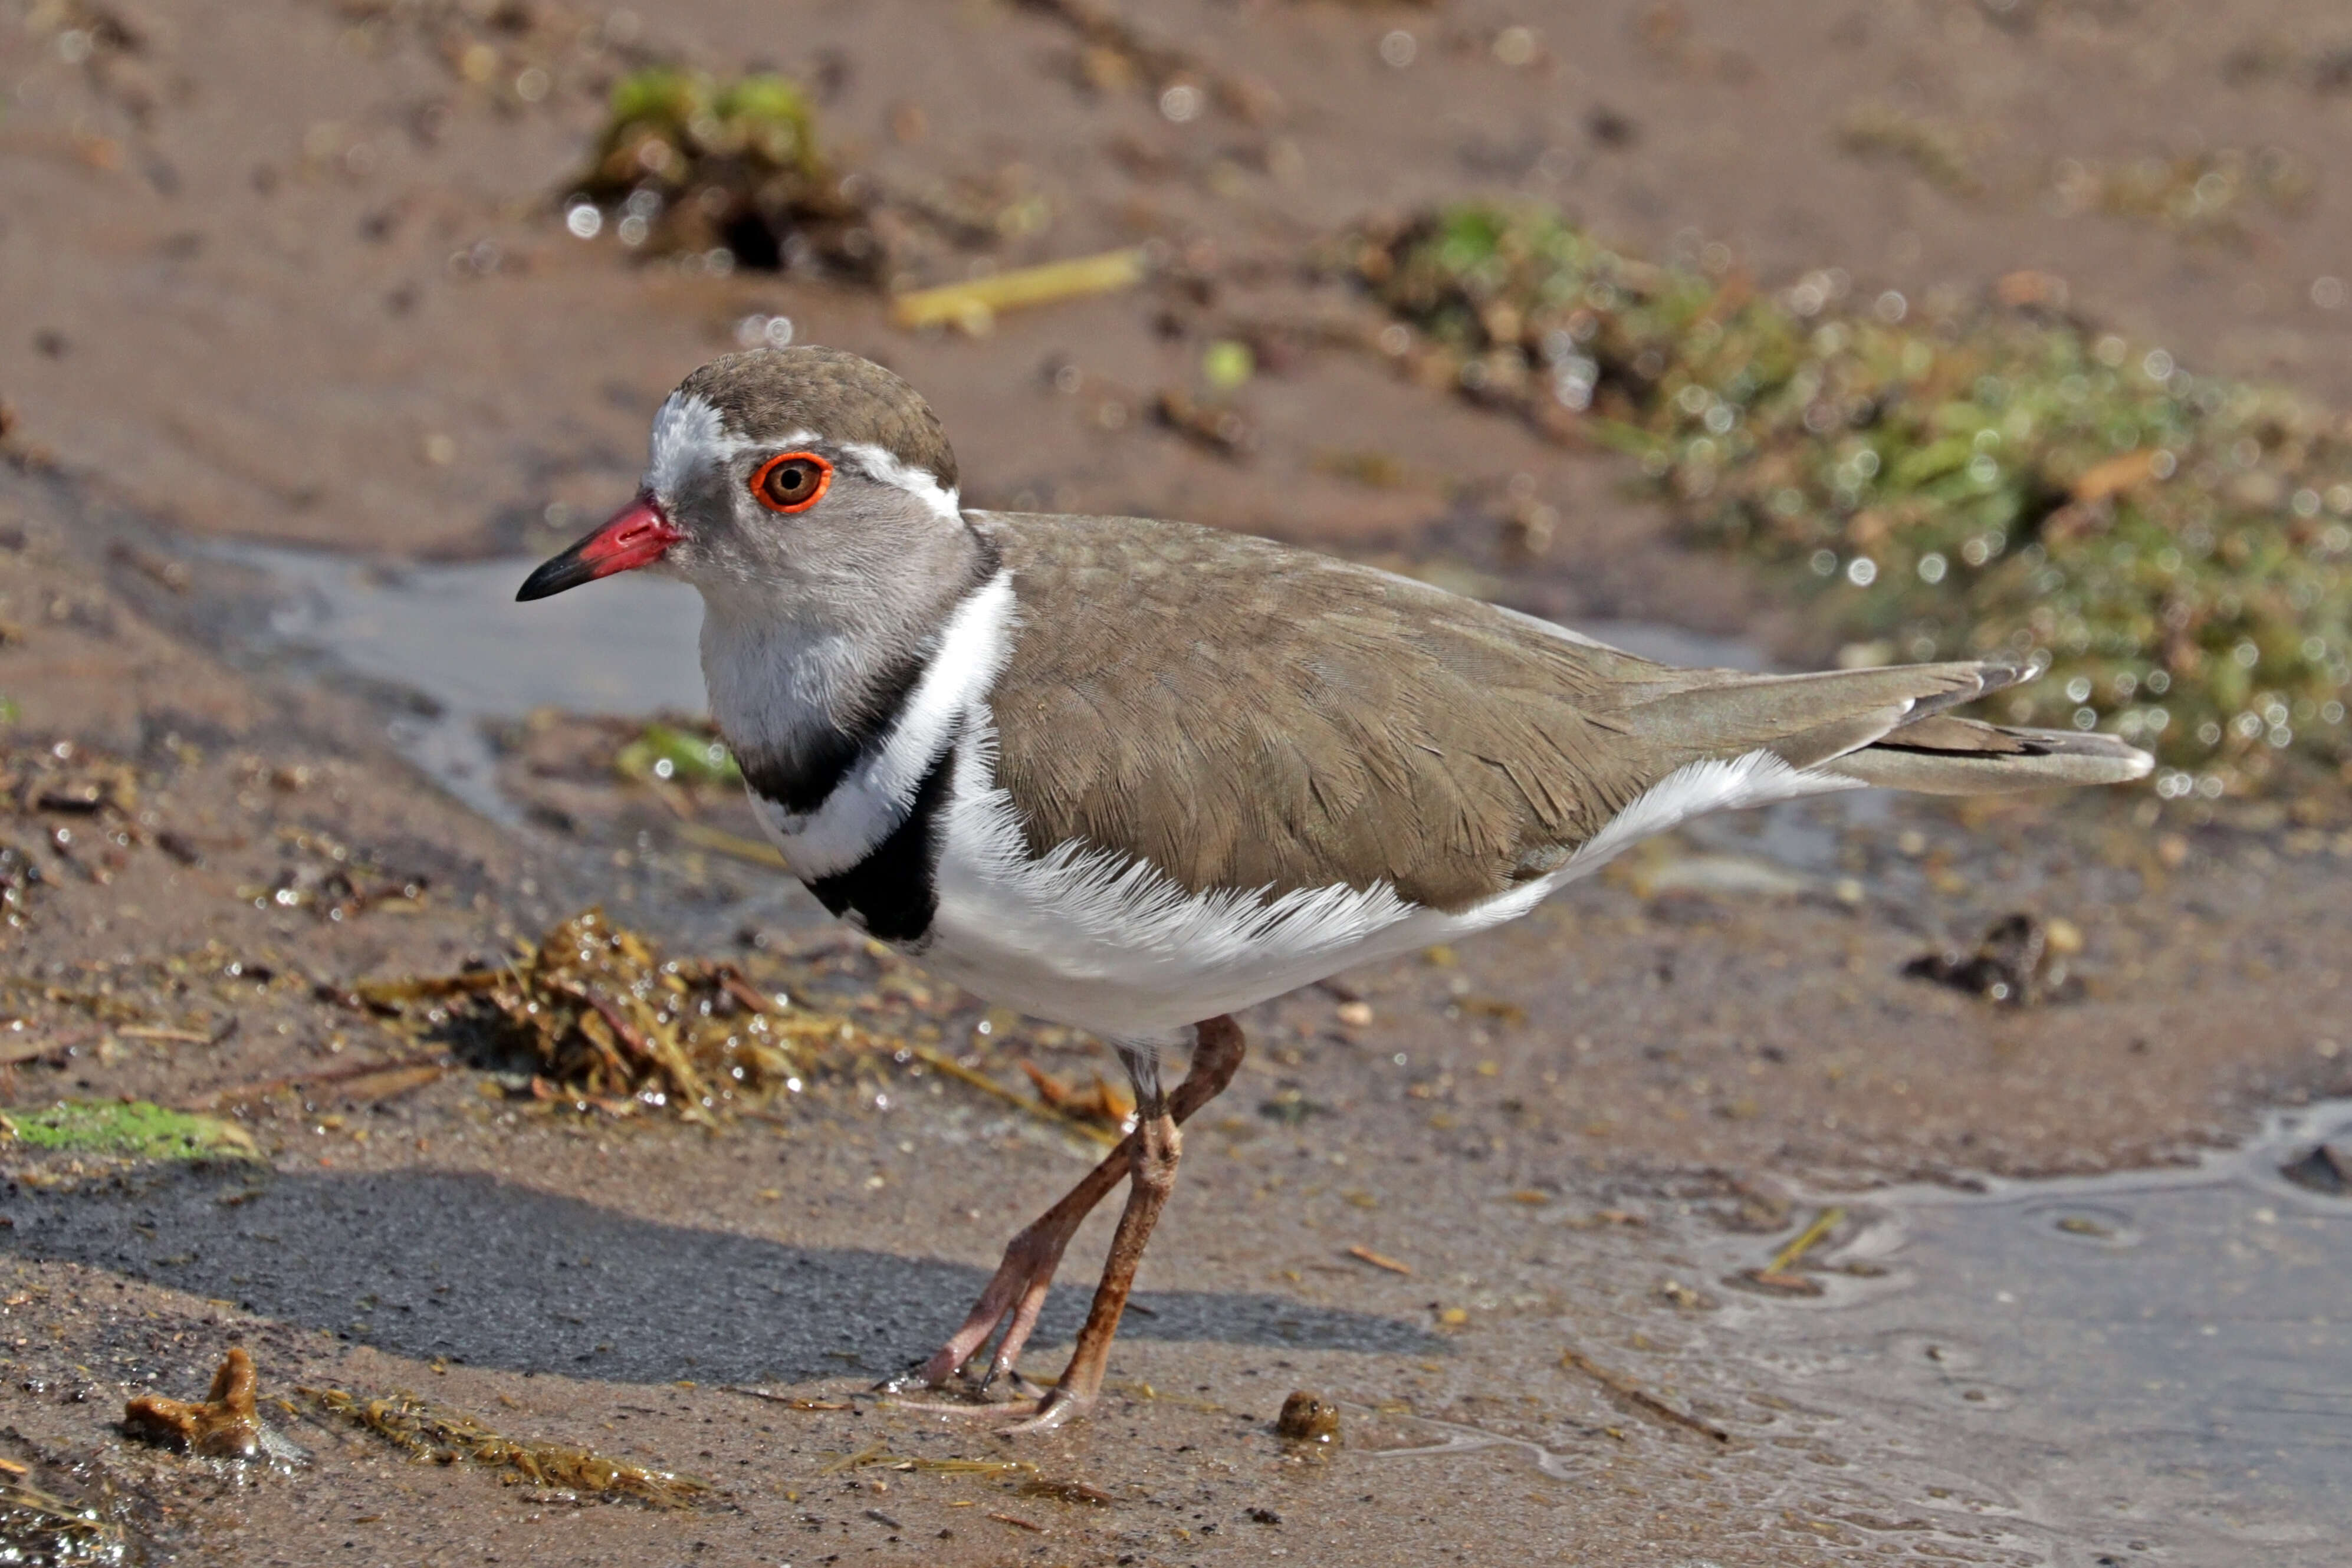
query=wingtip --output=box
[1969,659,2036,698]
[2016,727,2157,785]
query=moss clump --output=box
[1348,204,2352,800]
[570,67,879,277]
[1,1100,257,1161]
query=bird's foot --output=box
[998,1383,1093,1435]
[875,1363,1047,1416]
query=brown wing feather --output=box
[974,514,2139,912]
[981,515,1663,910]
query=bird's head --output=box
[517,346,966,617]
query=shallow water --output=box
[1712,1099,2352,1562]
[224,545,707,822]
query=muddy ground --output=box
[4,2,2351,1563]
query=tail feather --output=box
[1615,653,2152,794]
[1819,711,2153,793]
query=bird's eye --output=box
[750,452,833,514]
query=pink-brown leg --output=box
[895,1017,1244,1405]
[1006,1103,1181,1432]
[906,1142,1131,1392]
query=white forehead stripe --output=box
[645,392,750,498]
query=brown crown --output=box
[675,346,959,491]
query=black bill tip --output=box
[515,540,594,602]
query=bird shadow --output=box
[0,1163,1438,1385]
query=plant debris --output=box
[1343,202,2352,800]
[1837,103,1982,196]
[891,247,1148,334]
[2,738,147,895]
[1,839,44,928]
[1904,913,2082,1005]
[185,1053,448,1112]
[1152,385,1257,459]
[569,67,879,277]
[357,909,885,1120]
[817,1441,1034,1478]
[2279,1142,2351,1196]
[122,1347,262,1459]
[1018,1059,1133,1132]
[1733,1205,1845,1296]
[1016,1476,1114,1507]
[0,1100,257,1162]
[1275,1390,1342,1446]
[670,820,790,870]
[719,1385,853,1412]
[334,0,649,114]
[0,1469,124,1566]
[987,1509,1048,1534]
[1021,0,1282,126]
[306,1387,707,1507]
[2046,147,2312,240]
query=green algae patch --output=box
[569,67,878,277]
[0,1100,257,1161]
[1346,203,2352,803]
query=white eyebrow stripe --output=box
[837,440,963,524]
[645,400,961,522]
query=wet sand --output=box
[5,2,2351,1563]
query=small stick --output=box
[817,1441,895,1477]
[1560,1347,1729,1444]
[718,1385,850,1411]
[672,821,789,870]
[986,1511,1048,1534]
[181,1053,451,1109]
[1346,1244,1414,1276]
[892,249,1148,331]
[1764,1207,1845,1277]
[711,967,778,1017]
[116,1025,216,1045]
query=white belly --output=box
[918,737,1551,1044]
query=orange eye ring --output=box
[749,451,833,514]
